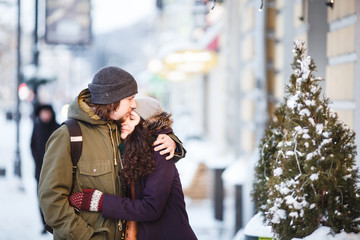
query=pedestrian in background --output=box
[30,104,60,234]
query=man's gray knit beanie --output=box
[88,66,138,104]
[134,96,162,120]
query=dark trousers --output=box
[36,180,46,228]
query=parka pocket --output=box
[79,159,112,176]
[77,158,113,192]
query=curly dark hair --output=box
[122,119,157,185]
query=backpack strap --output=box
[45,118,83,234]
[62,118,83,194]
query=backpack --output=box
[45,118,83,234]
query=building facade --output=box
[205,0,360,232]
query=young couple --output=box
[38,66,196,240]
[38,66,196,239]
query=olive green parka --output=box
[38,89,125,239]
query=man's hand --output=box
[153,134,176,160]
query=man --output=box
[38,66,185,239]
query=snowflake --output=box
[343,174,351,180]
[294,126,303,133]
[269,198,287,224]
[305,100,316,106]
[309,173,319,181]
[274,167,283,176]
[322,131,330,138]
[294,40,304,50]
[316,124,324,134]
[296,77,303,86]
[329,112,336,118]
[299,108,311,117]
[303,134,310,139]
[306,151,318,160]
[270,208,286,224]
[308,118,315,126]
[286,151,295,156]
[298,57,311,79]
[319,138,332,149]
[310,86,318,93]
[284,195,308,210]
[334,210,341,216]
[287,95,299,109]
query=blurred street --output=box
[1,0,360,239]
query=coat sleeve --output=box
[168,133,187,162]
[38,126,94,240]
[102,151,175,222]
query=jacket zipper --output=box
[108,123,117,166]
[108,123,124,238]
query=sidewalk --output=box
[0,175,236,240]
[187,198,236,240]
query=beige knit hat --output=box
[134,96,162,120]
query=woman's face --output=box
[120,111,141,139]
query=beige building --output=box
[219,0,360,164]
[191,0,360,232]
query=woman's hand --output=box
[153,134,175,160]
[69,189,104,212]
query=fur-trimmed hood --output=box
[144,111,173,135]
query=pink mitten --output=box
[69,189,104,212]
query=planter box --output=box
[243,213,275,240]
[244,235,275,240]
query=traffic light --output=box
[18,83,29,101]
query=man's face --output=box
[120,111,140,139]
[110,95,137,121]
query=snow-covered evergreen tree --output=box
[252,105,286,212]
[253,40,360,240]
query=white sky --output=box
[92,0,156,34]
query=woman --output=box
[70,96,197,240]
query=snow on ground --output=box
[0,176,52,240]
[0,106,52,240]
[243,213,360,240]
[293,227,360,240]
